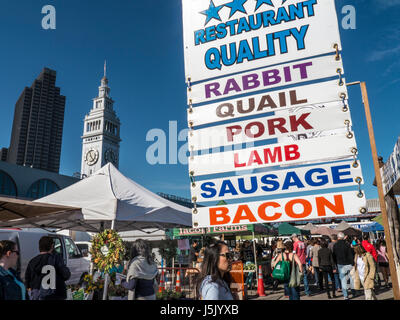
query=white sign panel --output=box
[189,133,357,176]
[189,54,345,104]
[189,102,351,150]
[193,191,367,227]
[188,79,348,127]
[382,137,400,195]
[182,0,342,82]
[192,161,364,202]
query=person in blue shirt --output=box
[0,240,27,300]
[196,241,235,300]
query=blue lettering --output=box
[237,39,254,63]
[237,17,251,34]
[288,2,304,20]
[226,19,238,36]
[219,180,239,197]
[282,171,305,190]
[248,13,263,30]
[260,174,280,191]
[305,168,328,187]
[274,29,291,54]
[221,43,237,66]
[205,48,222,70]
[331,165,353,184]
[252,37,268,59]
[200,182,217,199]
[194,29,206,46]
[291,25,309,50]
[205,26,216,42]
[216,23,228,39]
[275,7,291,24]
[238,176,258,194]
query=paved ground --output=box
[248,282,394,300]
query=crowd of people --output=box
[1,232,392,301]
[0,237,160,301]
[189,232,391,300]
[269,232,391,300]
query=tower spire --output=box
[104,60,107,78]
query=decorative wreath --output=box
[90,229,125,273]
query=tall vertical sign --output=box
[182,0,366,228]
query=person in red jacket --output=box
[361,234,378,262]
[361,233,381,287]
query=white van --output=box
[0,228,90,285]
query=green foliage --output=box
[156,290,185,300]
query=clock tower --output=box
[81,62,121,177]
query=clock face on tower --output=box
[105,149,117,165]
[85,149,99,166]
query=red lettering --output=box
[244,122,264,139]
[267,118,288,135]
[234,153,246,168]
[258,202,282,221]
[248,150,263,166]
[285,199,312,219]
[209,207,230,225]
[289,113,313,131]
[232,205,257,224]
[316,195,345,216]
[264,147,282,163]
[284,144,300,161]
[226,125,242,142]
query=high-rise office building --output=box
[7,68,66,173]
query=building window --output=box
[26,179,60,199]
[0,170,17,197]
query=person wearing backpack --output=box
[25,236,71,300]
[272,241,303,300]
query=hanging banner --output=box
[192,191,367,227]
[189,133,357,176]
[188,79,348,127]
[182,0,342,82]
[192,160,364,202]
[189,102,351,150]
[188,55,344,104]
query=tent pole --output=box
[252,231,258,281]
[103,219,115,300]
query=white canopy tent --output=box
[0,163,192,232]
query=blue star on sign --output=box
[200,0,224,26]
[225,0,248,18]
[255,0,274,11]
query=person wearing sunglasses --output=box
[0,240,27,300]
[196,241,235,300]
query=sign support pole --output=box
[347,81,400,300]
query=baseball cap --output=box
[290,233,297,238]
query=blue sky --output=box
[0,0,399,202]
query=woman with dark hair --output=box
[0,240,27,300]
[196,241,234,300]
[353,245,377,300]
[271,241,303,300]
[121,239,158,300]
[376,240,390,287]
[318,240,337,299]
